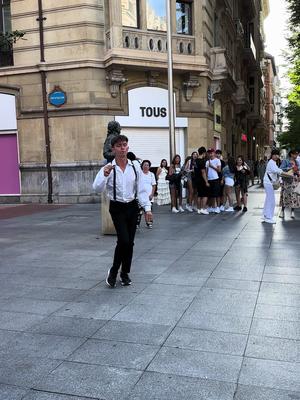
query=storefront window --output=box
[146,0,166,31]
[121,0,139,28]
[176,1,192,35]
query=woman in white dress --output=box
[141,160,156,228]
[156,159,171,206]
[263,149,283,224]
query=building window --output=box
[146,0,166,31]
[0,0,13,67]
[176,1,192,35]
[121,0,139,28]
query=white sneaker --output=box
[186,205,193,212]
[200,208,209,215]
[179,206,185,212]
[214,207,220,214]
[291,210,295,219]
[220,205,225,212]
[172,207,179,213]
[208,207,213,213]
[263,218,276,224]
[225,207,234,212]
[193,206,198,212]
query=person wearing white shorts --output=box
[222,157,236,211]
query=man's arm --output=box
[92,164,113,193]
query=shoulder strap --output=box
[113,166,117,201]
[131,163,138,199]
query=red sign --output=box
[241,133,247,142]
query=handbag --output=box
[267,173,280,190]
[293,181,300,195]
[166,172,181,184]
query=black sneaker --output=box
[120,273,132,286]
[243,206,248,212]
[234,205,242,211]
[106,268,117,288]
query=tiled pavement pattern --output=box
[0,189,299,400]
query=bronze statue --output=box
[103,121,121,162]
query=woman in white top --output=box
[141,160,156,228]
[263,149,283,224]
[156,159,171,206]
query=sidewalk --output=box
[0,189,299,400]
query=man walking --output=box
[93,135,152,288]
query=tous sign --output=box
[140,107,167,118]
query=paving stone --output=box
[254,304,300,322]
[34,361,142,400]
[260,282,300,295]
[239,357,300,392]
[0,298,68,315]
[205,278,260,292]
[165,327,247,356]
[28,316,107,337]
[264,266,300,276]
[258,292,300,307]
[129,371,235,400]
[113,293,192,325]
[93,320,172,345]
[263,273,300,285]
[22,390,98,400]
[0,355,61,387]
[0,384,28,400]
[235,385,300,400]
[140,283,200,299]
[23,391,94,400]
[179,311,252,334]
[211,269,263,281]
[0,311,45,331]
[69,338,159,369]
[54,301,125,320]
[250,318,300,340]
[148,347,242,383]
[0,332,85,360]
[192,288,258,316]
[245,335,300,363]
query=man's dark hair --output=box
[141,159,151,168]
[216,149,222,155]
[198,146,206,155]
[288,150,297,157]
[271,149,280,156]
[111,134,128,147]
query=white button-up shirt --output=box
[263,159,283,185]
[93,159,152,212]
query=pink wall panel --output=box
[0,134,20,195]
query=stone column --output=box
[109,0,123,48]
[101,192,116,235]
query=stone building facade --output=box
[0,0,270,202]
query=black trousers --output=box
[109,200,139,276]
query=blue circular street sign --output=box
[48,87,67,107]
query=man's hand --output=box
[145,211,153,223]
[206,182,210,187]
[103,164,114,177]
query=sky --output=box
[264,0,291,95]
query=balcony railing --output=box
[106,28,195,56]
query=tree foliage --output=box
[0,30,25,51]
[278,0,300,148]
[278,0,300,149]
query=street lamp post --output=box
[166,0,176,162]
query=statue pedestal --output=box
[101,193,116,235]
